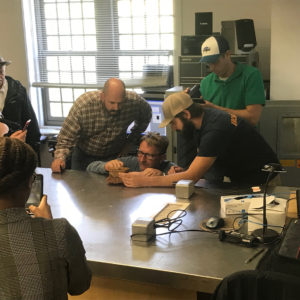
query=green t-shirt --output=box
[200,62,265,109]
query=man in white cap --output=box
[198,35,265,126]
[0,56,40,151]
[120,92,279,188]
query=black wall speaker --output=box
[195,12,213,36]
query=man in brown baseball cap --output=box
[0,55,40,152]
[119,92,279,188]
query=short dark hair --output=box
[140,132,169,155]
[0,137,37,194]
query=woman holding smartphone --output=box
[0,137,91,299]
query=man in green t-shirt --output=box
[199,35,265,126]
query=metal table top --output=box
[37,168,292,293]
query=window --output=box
[24,0,174,125]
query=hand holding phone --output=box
[22,119,31,131]
[26,173,43,208]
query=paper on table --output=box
[248,195,275,210]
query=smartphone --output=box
[26,173,43,208]
[22,119,31,131]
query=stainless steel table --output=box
[38,168,289,296]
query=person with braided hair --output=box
[0,137,91,299]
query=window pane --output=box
[120,35,132,50]
[160,16,173,33]
[160,0,173,15]
[133,35,145,50]
[57,4,69,18]
[58,20,70,35]
[48,72,60,83]
[73,72,84,83]
[146,17,159,33]
[147,34,160,50]
[50,102,63,117]
[44,4,57,18]
[85,72,96,84]
[74,89,85,100]
[49,88,61,102]
[61,72,72,83]
[82,3,95,18]
[132,0,145,16]
[59,57,71,71]
[47,36,59,51]
[84,56,96,71]
[84,36,96,50]
[119,18,132,34]
[71,56,83,71]
[63,103,73,117]
[119,56,132,71]
[83,19,96,34]
[47,57,59,71]
[70,3,82,18]
[145,0,159,15]
[46,20,58,35]
[132,56,145,71]
[160,34,173,50]
[61,88,73,102]
[132,18,145,34]
[60,36,72,50]
[118,0,131,17]
[72,36,84,50]
[71,20,83,34]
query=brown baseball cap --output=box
[0,56,11,66]
[159,92,193,128]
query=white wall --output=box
[178,0,271,80]
[0,0,28,89]
[270,0,300,100]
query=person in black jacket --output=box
[0,56,40,152]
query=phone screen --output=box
[26,174,43,208]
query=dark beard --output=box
[179,118,196,140]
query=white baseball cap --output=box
[200,36,230,63]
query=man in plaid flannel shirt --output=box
[51,78,152,172]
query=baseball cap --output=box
[159,92,193,128]
[200,36,230,63]
[0,56,11,66]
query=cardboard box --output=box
[220,193,267,218]
[247,197,287,234]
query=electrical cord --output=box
[130,209,218,240]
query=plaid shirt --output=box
[0,208,91,299]
[55,90,152,161]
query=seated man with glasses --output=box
[87,132,181,176]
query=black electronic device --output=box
[181,35,209,56]
[188,84,201,98]
[26,173,43,208]
[221,19,257,54]
[219,230,258,247]
[206,216,224,229]
[195,12,212,36]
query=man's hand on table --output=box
[105,159,124,171]
[141,168,163,176]
[119,172,146,187]
[51,158,66,173]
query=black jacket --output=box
[2,76,40,150]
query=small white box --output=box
[220,194,266,218]
[175,180,194,199]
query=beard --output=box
[179,118,197,140]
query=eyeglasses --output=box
[137,150,161,160]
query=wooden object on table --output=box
[106,167,129,184]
